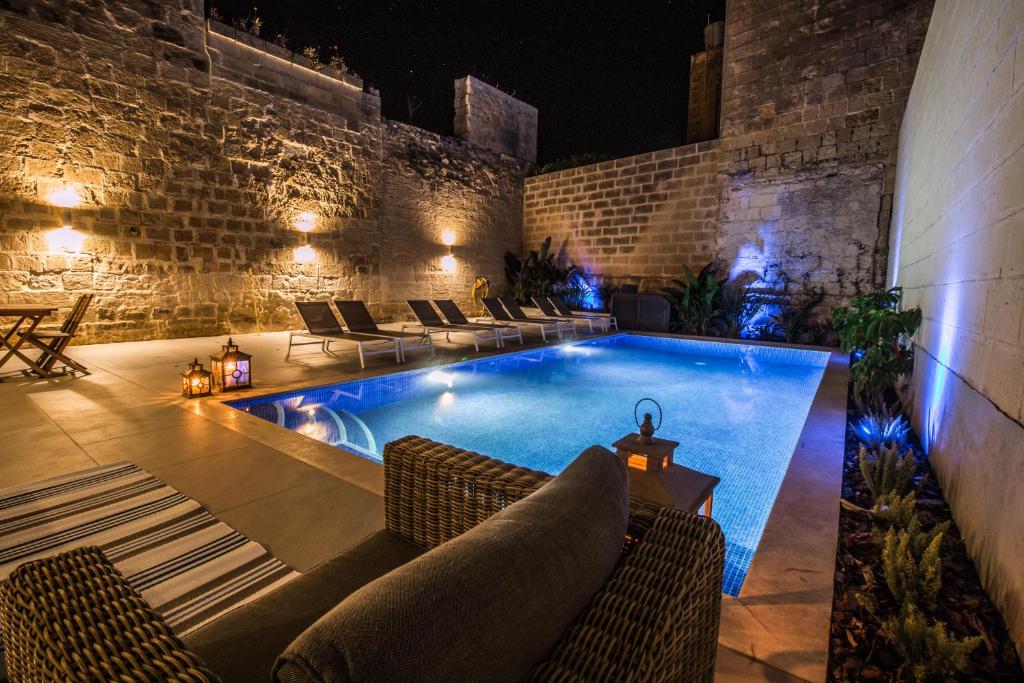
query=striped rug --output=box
[0,461,300,636]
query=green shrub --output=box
[662,263,727,335]
[881,519,948,606]
[859,444,916,503]
[831,287,922,409]
[872,490,918,530]
[882,604,981,681]
[504,237,585,305]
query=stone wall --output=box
[686,22,724,144]
[455,76,538,164]
[0,0,532,343]
[522,142,720,289]
[524,0,933,312]
[890,0,1024,656]
[717,0,933,308]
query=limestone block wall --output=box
[716,0,934,308]
[522,142,720,289]
[0,0,533,343]
[889,0,1024,655]
[523,0,933,310]
[455,76,538,164]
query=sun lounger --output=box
[334,300,434,362]
[403,300,503,351]
[289,302,401,368]
[481,298,565,342]
[532,296,606,333]
[549,296,618,330]
[498,297,576,337]
[433,299,524,347]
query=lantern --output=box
[611,398,719,517]
[210,337,252,392]
[181,358,213,398]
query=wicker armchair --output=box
[0,436,725,682]
[383,436,726,682]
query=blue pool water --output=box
[230,334,828,595]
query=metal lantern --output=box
[181,358,213,398]
[210,337,252,392]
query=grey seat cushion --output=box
[182,530,425,683]
[274,445,629,683]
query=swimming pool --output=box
[230,334,829,594]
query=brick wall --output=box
[522,141,720,289]
[718,0,934,308]
[523,0,932,312]
[455,76,538,163]
[0,0,532,343]
[890,0,1024,655]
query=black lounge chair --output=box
[289,302,401,368]
[403,300,504,351]
[547,296,617,331]
[481,298,566,342]
[334,300,434,363]
[532,296,606,334]
[498,297,576,337]
[433,299,524,347]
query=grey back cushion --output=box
[274,446,629,683]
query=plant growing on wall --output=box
[503,237,582,304]
[832,287,922,409]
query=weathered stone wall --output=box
[523,0,932,311]
[717,0,934,308]
[890,0,1024,656]
[379,121,528,320]
[522,142,720,289]
[455,76,538,164]
[0,0,532,343]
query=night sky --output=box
[210,1,726,165]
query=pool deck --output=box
[0,327,847,682]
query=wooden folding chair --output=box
[20,294,93,377]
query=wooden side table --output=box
[613,433,719,517]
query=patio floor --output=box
[0,327,845,682]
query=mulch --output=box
[827,403,1023,681]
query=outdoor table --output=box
[0,304,60,378]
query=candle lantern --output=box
[210,337,252,392]
[181,358,213,398]
[612,398,719,517]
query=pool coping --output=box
[192,332,848,682]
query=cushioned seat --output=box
[273,445,629,683]
[183,530,425,683]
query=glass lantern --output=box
[181,358,213,398]
[210,337,252,392]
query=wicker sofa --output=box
[0,436,725,682]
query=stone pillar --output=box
[686,21,724,144]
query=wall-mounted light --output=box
[440,229,456,273]
[45,185,86,253]
[293,211,317,233]
[294,244,317,264]
[46,226,87,253]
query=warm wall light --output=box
[293,212,317,233]
[47,186,82,208]
[441,230,456,246]
[294,244,317,263]
[441,254,457,273]
[46,226,87,253]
